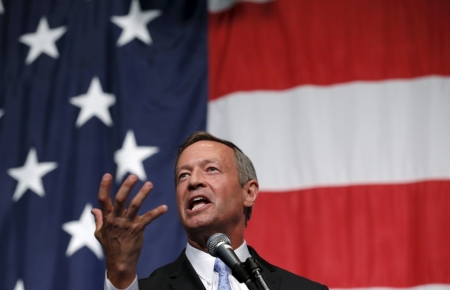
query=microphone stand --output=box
[243,257,272,290]
[229,258,270,290]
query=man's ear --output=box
[243,179,259,207]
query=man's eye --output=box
[207,167,218,172]
[179,173,188,179]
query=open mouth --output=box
[189,196,211,211]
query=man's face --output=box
[175,140,248,240]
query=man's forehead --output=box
[176,140,235,167]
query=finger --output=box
[91,208,103,232]
[125,181,153,219]
[98,173,113,217]
[141,205,168,226]
[113,174,138,216]
[91,208,104,241]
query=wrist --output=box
[106,260,137,288]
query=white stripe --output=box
[208,0,272,13]
[207,76,450,191]
[332,285,450,290]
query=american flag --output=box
[0,0,449,290]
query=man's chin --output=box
[184,219,213,233]
[184,219,221,240]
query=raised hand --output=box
[91,173,168,288]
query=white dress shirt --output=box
[105,241,251,290]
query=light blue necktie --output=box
[214,258,232,290]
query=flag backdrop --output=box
[0,0,449,290]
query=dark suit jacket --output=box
[138,246,328,290]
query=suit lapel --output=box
[166,250,207,290]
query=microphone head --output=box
[207,233,231,257]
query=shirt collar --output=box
[185,240,251,285]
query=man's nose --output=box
[188,168,205,190]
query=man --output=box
[92,132,328,290]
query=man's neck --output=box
[187,233,245,252]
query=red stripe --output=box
[208,0,450,100]
[246,180,450,287]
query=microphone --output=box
[206,233,250,284]
[207,233,272,290]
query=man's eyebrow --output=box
[177,158,221,171]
